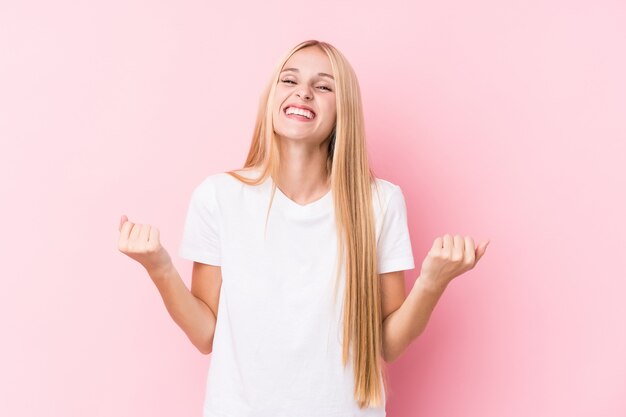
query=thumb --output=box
[119,214,128,232]
[475,240,490,263]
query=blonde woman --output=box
[118,39,489,416]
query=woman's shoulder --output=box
[369,177,410,227]
[192,171,227,193]
[371,176,402,205]
[193,167,268,199]
[372,176,401,192]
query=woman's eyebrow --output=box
[280,68,335,80]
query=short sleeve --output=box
[178,180,221,266]
[377,186,415,274]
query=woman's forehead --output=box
[282,47,333,75]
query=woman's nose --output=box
[296,86,312,100]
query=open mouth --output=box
[284,106,316,120]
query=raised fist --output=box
[419,234,489,290]
[118,214,172,274]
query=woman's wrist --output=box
[144,254,175,283]
[416,273,449,295]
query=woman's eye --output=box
[280,79,332,92]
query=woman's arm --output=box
[147,262,218,354]
[382,235,489,362]
[119,216,219,354]
[382,277,446,363]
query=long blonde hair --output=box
[226,40,388,409]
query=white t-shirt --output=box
[179,168,415,417]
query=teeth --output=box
[285,107,314,119]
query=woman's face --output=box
[272,46,337,146]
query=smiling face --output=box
[272,46,337,145]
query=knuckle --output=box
[129,242,143,253]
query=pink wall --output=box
[1,1,624,416]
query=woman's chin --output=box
[276,130,314,141]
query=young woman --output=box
[118,39,489,416]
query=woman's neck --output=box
[275,144,330,205]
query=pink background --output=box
[1,1,624,416]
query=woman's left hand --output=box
[419,235,489,291]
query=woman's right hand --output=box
[118,214,172,274]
